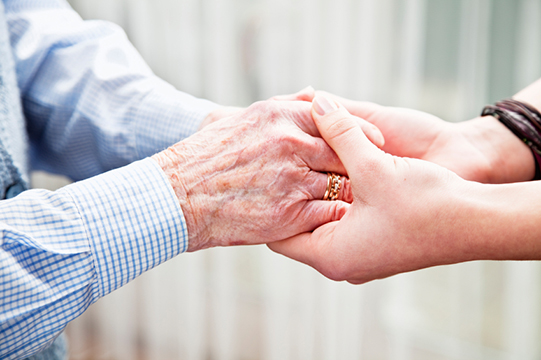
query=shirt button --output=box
[6,182,25,199]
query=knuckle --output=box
[247,100,280,122]
[247,100,268,112]
[274,130,310,153]
[325,116,359,141]
[339,179,353,203]
[328,202,347,221]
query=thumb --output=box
[312,95,380,173]
[317,91,382,122]
[268,233,320,269]
[268,222,340,281]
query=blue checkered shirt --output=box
[0,1,219,358]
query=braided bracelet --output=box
[481,99,541,180]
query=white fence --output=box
[55,0,541,359]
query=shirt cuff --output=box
[61,157,188,297]
[133,79,221,158]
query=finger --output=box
[317,91,383,123]
[255,100,321,137]
[261,99,383,149]
[303,171,353,203]
[314,94,384,147]
[268,221,337,271]
[295,200,349,235]
[297,136,346,174]
[356,116,385,148]
[286,98,384,148]
[270,86,315,102]
[268,233,320,268]
[311,95,380,175]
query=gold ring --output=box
[323,172,341,201]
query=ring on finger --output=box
[323,172,341,201]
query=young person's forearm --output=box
[513,78,541,112]
[446,179,541,263]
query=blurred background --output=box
[32,0,541,359]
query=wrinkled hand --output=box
[201,88,385,148]
[318,92,534,183]
[153,100,354,251]
[198,87,318,130]
[269,96,471,284]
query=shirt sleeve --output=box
[4,0,220,181]
[0,158,188,360]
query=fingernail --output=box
[313,95,338,115]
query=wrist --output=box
[457,116,535,183]
[401,173,483,268]
[427,177,518,265]
[151,144,206,251]
[450,180,541,261]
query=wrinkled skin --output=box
[269,97,476,284]
[153,100,353,251]
[201,87,385,148]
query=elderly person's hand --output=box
[198,87,318,130]
[200,88,385,148]
[316,91,535,183]
[268,96,541,284]
[153,100,353,251]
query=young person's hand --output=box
[317,91,535,183]
[269,96,541,284]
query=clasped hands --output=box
[153,87,536,284]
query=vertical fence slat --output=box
[337,284,364,360]
[515,0,541,90]
[296,0,321,89]
[353,0,378,101]
[126,0,158,70]
[257,0,292,98]
[294,266,318,360]
[139,267,169,360]
[386,274,414,360]
[456,0,492,120]
[203,0,239,104]
[163,0,203,95]
[209,248,238,360]
[109,282,139,360]
[504,262,541,360]
[321,0,352,96]
[262,249,294,360]
[321,280,339,360]
[177,253,208,360]
[396,0,427,108]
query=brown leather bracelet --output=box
[482,99,541,180]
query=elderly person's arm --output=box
[6,0,222,181]
[269,96,541,284]
[0,100,348,359]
